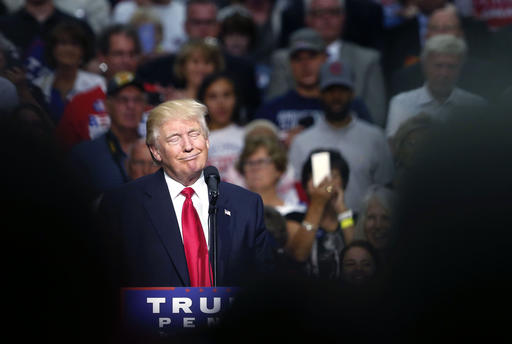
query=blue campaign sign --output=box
[121,287,239,336]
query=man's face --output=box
[107,86,146,131]
[290,50,326,90]
[306,0,344,44]
[102,33,140,78]
[426,10,462,39]
[321,85,354,122]
[423,52,462,97]
[128,142,159,180]
[185,3,220,39]
[149,118,209,185]
[341,246,376,286]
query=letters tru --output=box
[147,296,233,328]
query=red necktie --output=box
[181,187,211,287]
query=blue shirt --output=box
[254,89,373,132]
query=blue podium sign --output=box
[121,287,238,337]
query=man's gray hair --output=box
[146,99,209,147]
[421,34,467,61]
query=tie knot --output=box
[181,187,195,199]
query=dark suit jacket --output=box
[98,169,275,288]
[279,0,384,51]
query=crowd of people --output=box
[1,0,512,342]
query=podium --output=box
[121,287,239,337]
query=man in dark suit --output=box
[98,99,275,288]
[279,0,384,52]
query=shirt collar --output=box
[327,39,343,61]
[418,84,436,105]
[420,84,460,106]
[165,171,207,201]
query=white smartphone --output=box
[311,152,331,187]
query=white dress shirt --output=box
[164,171,210,247]
[385,84,487,137]
[327,39,343,62]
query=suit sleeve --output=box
[362,52,388,128]
[265,50,293,101]
[372,130,395,186]
[385,94,408,138]
[251,194,277,274]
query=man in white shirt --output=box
[386,34,486,138]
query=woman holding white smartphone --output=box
[285,149,355,280]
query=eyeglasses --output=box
[244,157,273,168]
[309,7,343,17]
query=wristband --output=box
[301,220,316,232]
[338,210,354,229]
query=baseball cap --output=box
[289,28,325,57]
[107,71,145,96]
[319,59,355,91]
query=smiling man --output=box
[98,98,275,290]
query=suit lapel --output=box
[143,169,190,286]
[212,183,233,285]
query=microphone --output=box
[204,166,220,205]
[204,166,220,286]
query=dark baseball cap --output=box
[107,71,145,96]
[319,59,355,91]
[289,28,325,57]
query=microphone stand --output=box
[208,197,218,287]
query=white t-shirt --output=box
[289,115,394,213]
[207,124,245,183]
